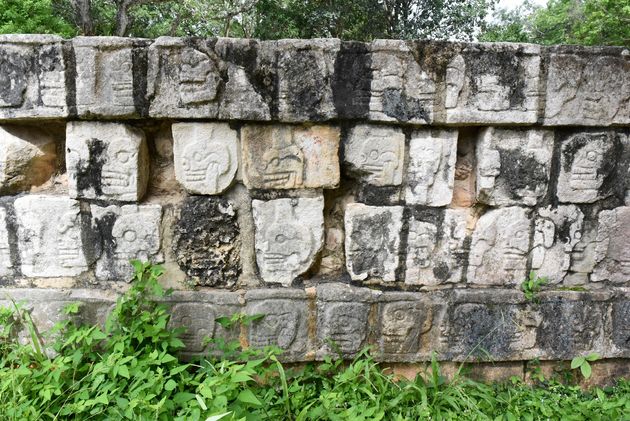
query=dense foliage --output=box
[1,262,629,420]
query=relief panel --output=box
[318,302,370,355]
[168,303,216,353]
[379,301,432,356]
[248,299,307,353]
[593,207,630,284]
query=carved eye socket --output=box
[515,230,526,239]
[275,234,286,243]
[116,151,130,163]
[193,152,204,162]
[394,309,405,321]
[369,150,379,160]
[265,315,280,328]
[575,231,582,240]
[123,230,137,242]
[586,151,598,161]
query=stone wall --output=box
[0,34,629,366]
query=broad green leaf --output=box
[580,362,592,379]
[237,389,262,406]
[164,379,177,391]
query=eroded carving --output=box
[612,301,630,350]
[168,303,215,353]
[320,302,369,354]
[592,207,630,284]
[249,300,302,350]
[380,302,432,355]
[0,207,12,277]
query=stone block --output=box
[0,205,14,277]
[276,39,338,121]
[343,124,405,186]
[406,129,458,206]
[476,128,553,206]
[14,195,97,277]
[73,37,147,118]
[544,46,630,126]
[611,301,630,354]
[442,43,541,125]
[172,196,241,287]
[467,207,531,285]
[66,121,149,202]
[252,197,324,286]
[344,203,403,282]
[369,40,436,124]
[0,35,68,119]
[241,124,340,189]
[331,42,372,119]
[565,217,598,285]
[91,204,162,281]
[593,207,630,284]
[556,131,629,203]
[172,122,238,195]
[405,208,468,286]
[0,125,56,194]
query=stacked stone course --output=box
[0,34,628,367]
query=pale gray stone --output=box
[66,121,149,202]
[344,203,403,282]
[0,207,13,277]
[14,195,94,277]
[252,197,324,286]
[343,124,405,186]
[405,129,458,206]
[467,207,531,285]
[593,207,630,284]
[476,128,553,206]
[566,218,598,285]
[168,302,216,353]
[172,122,238,195]
[405,209,468,286]
[0,125,56,193]
[0,35,68,119]
[92,204,162,281]
[544,47,630,126]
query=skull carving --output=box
[381,302,430,354]
[323,303,368,354]
[101,139,137,196]
[57,211,82,268]
[181,141,231,192]
[179,48,218,105]
[112,213,159,261]
[408,222,437,269]
[358,137,401,185]
[249,301,300,349]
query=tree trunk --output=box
[73,0,94,35]
[115,0,133,37]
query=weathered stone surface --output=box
[406,129,458,206]
[332,42,372,119]
[172,196,241,287]
[611,301,630,353]
[0,205,14,277]
[467,207,531,285]
[531,205,585,284]
[242,124,340,189]
[14,195,97,277]
[66,121,149,202]
[544,46,630,126]
[451,132,476,207]
[91,204,162,281]
[566,217,598,285]
[442,43,541,124]
[343,124,405,186]
[344,203,403,282]
[405,208,468,286]
[172,122,238,195]
[168,302,216,353]
[252,197,324,286]
[476,128,553,206]
[593,207,630,284]
[369,40,436,124]
[0,125,56,193]
[0,35,67,119]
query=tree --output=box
[0,0,76,36]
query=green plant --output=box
[521,271,548,302]
[571,353,601,380]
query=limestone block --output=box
[566,218,598,285]
[369,40,436,124]
[593,207,630,284]
[343,124,405,186]
[276,39,338,121]
[172,197,241,287]
[91,204,162,281]
[0,206,13,277]
[168,302,215,353]
[66,121,149,202]
[14,195,97,277]
[73,37,146,118]
[467,207,531,285]
[0,125,56,193]
[331,42,372,119]
[252,197,324,286]
[406,129,458,206]
[172,122,238,195]
[611,301,630,354]
[242,124,340,189]
[344,203,403,282]
[405,208,468,286]
[0,35,67,119]
[556,131,628,203]
[544,46,630,126]
[476,128,553,206]
[531,205,585,284]
[442,43,541,124]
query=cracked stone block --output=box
[531,205,585,284]
[593,207,630,284]
[612,301,630,353]
[172,196,241,287]
[405,208,468,286]
[172,122,238,195]
[343,124,405,186]
[0,35,68,119]
[168,302,216,353]
[406,129,458,206]
[73,37,146,118]
[467,207,531,286]
[0,206,13,277]
[476,128,553,206]
[92,204,162,281]
[369,40,436,124]
[544,46,630,126]
[443,43,541,124]
[344,203,403,282]
[277,39,338,121]
[0,125,56,194]
[14,195,97,277]
[66,121,149,202]
[242,124,340,189]
[252,197,324,286]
